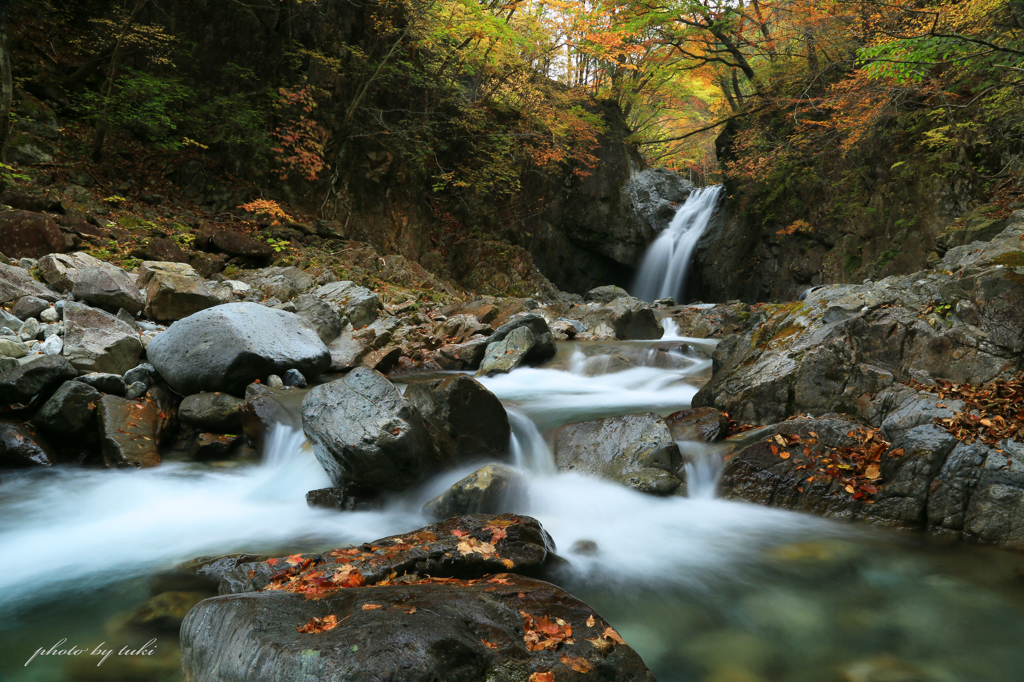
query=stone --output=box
[190,433,242,460]
[123,362,154,388]
[0,210,65,259]
[240,386,291,452]
[179,392,245,432]
[422,464,525,519]
[97,395,161,468]
[0,356,16,373]
[301,367,434,492]
[130,237,189,264]
[136,261,221,321]
[585,284,630,303]
[582,296,663,340]
[405,374,511,465]
[360,345,402,374]
[292,293,342,343]
[71,265,146,315]
[664,407,729,442]
[0,420,57,467]
[39,307,59,323]
[129,591,209,631]
[555,413,685,495]
[0,354,77,405]
[189,252,227,278]
[282,368,306,387]
[432,335,490,371]
[125,380,148,400]
[37,252,98,292]
[312,280,380,328]
[487,313,556,363]
[12,295,49,320]
[62,302,143,375]
[18,317,40,341]
[243,266,313,302]
[477,326,535,376]
[266,373,284,388]
[38,334,63,356]
[0,262,59,304]
[31,380,102,435]
[305,485,378,512]
[146,302,331,396]
[75,372,127,396]
[195,227,274,259]
[0,338,28,358]
[116,308,139,329]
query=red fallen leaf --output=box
[451,529,466,538]
[487,575,512,585]
[362,603,384,610]
[860,483,879,494]
[286,554,306,565]
[266,558,280,566]
[560,653,594,673]
[481,639,498,650]
[529,673,554,682]
[770,444,779,455]
[297,614,338,633]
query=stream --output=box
[2,335,1024,682]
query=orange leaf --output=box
[780,451,791,459]
[529,673,554,682]
[560,653,594,673]
[481,639,498,650]
[586,615,595,627]
[362,603,384,610]
[297,614,338,633]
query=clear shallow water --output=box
[2,339,1024,682]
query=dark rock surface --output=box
[0,210,66,259]
[0,420,58,467]
[0,355,77,405]
[477,326,536,376]
[31,380,102,435]
[179,392,245,432]
[137,261,220,321]
[581,296,662,340]
[97,395,161,468]
[423,464,525,519]
[664,407,728,442]
[405,374,511,465]
[147,302,331,395]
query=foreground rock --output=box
[147,303,331,395]
[0,420,58,467]
[555,413,685,495]
[181,515,654,682]
[97,395,161,468]
[405,374,511,464]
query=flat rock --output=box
[137,261,220,321]
[97,395,161,468]
[189,433,241,460]
[555,413,685,495]
[432,335,490,371]
[62,302,143,375]
[74,372,127,396]
[130,237,189,264]
[196,227,273,259]
[71,265,145,315]
[146,302,331,396]
[582,296,663,340]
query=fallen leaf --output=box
[587,636,614,654]
[865,464,881,479]
[560,653,594,673]
[586,615,595,627]
[528,673,554,682]
[297,614,338,633]
[362,603,384,610]
[602,627,624,645]
[404,607,417,615]
[774,434,786,446]
[481,639,498,650]
[845,485,856,494]
[780,451,791,459]
[457,537,497,556]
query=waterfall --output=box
[632,185,724,303]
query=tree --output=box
[0,0,12,162]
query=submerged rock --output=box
[555,413,685,495]
[147,302,331,396]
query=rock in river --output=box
[147,302,331,396]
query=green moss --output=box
[991,251,1024,268]
[844,252,862,273]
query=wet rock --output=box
[146,302,330,396]
[123,362,154,388]
[0,420,57,467]
[75,372,127,396]
[582,296,663,340]
[423,464,525,519]
[405,374,511,465]
[0,210,65,259]
[432,335,490,371]
[477,326,535,376]
[306,484,378,512]
[13,295,49,320]
[292,293,342,343]
[137,261,220,321]
[240,386,290,452]
[125,381,148,400]
[62,301,143,375]
[665,407,729,442]
[129,591,209,631]
[282,368,306,387]
[585,284,630,303]
[556,413,685,495]
[0,261,59,304]
[190,433,241,460]
[302,367,435,492]
[179,392,245,432]
[0,337,29,358]
[0,354,77,405]
[312,280,380,328]
[31,380,102,435]
[97,395,161,468]
[71,265,146,315]
[487,313,556,362]
[130,237,189,264]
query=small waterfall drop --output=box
[632,185,723,303]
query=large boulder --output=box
[181,515,654,682]
[312,280,380,328]
[71,266,146,315]
[301,367,433,491]
[0,262,59,304]
[585,284,630,304]
[405,374,511,465]
[97,395,161,468]
[487,313,556,363]
[146,303,331,396]
[432,335,490,371]
[136,261,220,321]
[555,413,685,495]
[62,302,143,375]
[31,380,102,435]
[664,407,729,442]
[195,226,274,259]
[0,210,65,259]
[37,252,104,292]
[0,355,78,405]
[0,420,58,467]
[581,296,663,340]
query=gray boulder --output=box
[477,326,535,376]
[487,313,556,362]
[301,367,434,491]
[179,393,245,432]
[422,464,525,519]
[0,355,77,405]
[555,413,685,495]
[137,261,220,321]
[75,372,127,396]
[13,295,49,320]
[582,296,663,340]
[432,335,490,371]
[71,265,145,315]
[405,374,511,465]
[292,293,342,343]
[32,380,102,435]
[585,284,630,304]
[0,261,58,304]
[0,337,29,358]
[312,281,379,328]
[62,302,143,375]
[146,303,331,396]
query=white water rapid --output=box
[632,185,724,303]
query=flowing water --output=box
[632,185,724,303]
[3,339,1024,682]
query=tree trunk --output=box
[0,0,13,163]
[720,75,738,111]
[90,0,149,162]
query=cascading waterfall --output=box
[632,185,724,303]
